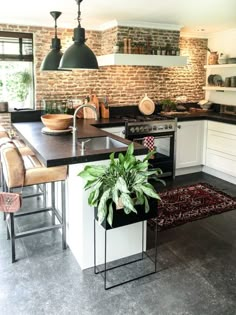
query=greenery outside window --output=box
[0,31,35,110]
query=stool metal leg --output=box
[51,182,56,225]
[61,180,67,250]
[6,213,10,240]
[10,213,16,263]
[1,168,7,221]
[43,183,47,208]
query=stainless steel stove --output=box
[125,119,176,135]
[124,116,177,178]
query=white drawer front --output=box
[206,149,236,177]
[208,121,236,135]
[207,130,236,156]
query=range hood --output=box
[97,53,187,67]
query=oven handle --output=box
[134,134,174,141]
[153,135,174,139]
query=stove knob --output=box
[130,127,135,133]
[169,124,173,129]
[135,127,140,132]
[153,125,157,131]
[148,126,153,132]
[140,126,144,132]
[165,125,168,129]
[144,126,149,132]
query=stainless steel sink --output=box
[77,136,128,152]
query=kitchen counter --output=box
[12,110,236,167]
[164,111,236,125]
[13,119,145,167]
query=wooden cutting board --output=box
[138,94,155,115]
[83,94,100,119]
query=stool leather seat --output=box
[0,142,68,262]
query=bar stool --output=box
[0,136,42,221]
[1,142,68,263]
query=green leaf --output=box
[143,150,156,162]
[88,191,95,205]
[91,186,100,204]
[135,190,144,205]
[78,170,97,181]
[120,193,137,213]
[109,152,115,165]
[107,202,113,227]
[135,161,149,171]
[133,174,146,185]
[123,206,132,214]
[84,178,102,190]
[126,143,134,158]
[85,165,106,177]
[112,188,119,206]
[144,195,150,213]
[97,189,111,224]
[118,153,125,163]
[140,184,161,200]
[115,177,130,193]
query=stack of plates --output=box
[207,74,223,86]
[41,127,72,135]
[228,57,236,64]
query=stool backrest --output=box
[1,142,25,189]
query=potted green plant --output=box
[160,99,176,112]
[78,143,164,228]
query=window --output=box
[0,31,34,110]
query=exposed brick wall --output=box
[100,26,180,55]
[0,23,207,110]
[101,27,118,55]
[117,26,180,54]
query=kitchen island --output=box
[13,119,148,269]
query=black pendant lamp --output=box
[59,0,98,70]
[41,11,63,71]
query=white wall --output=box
[208,29,236,57]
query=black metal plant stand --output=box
[94,216,158,290]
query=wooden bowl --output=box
[41,114,73,130]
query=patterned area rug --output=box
[148,182,236,231]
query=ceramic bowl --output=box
[41,114,73,130]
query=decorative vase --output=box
[113,45,119,53]
[208,52,219,65]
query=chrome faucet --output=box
[72,104,98,153]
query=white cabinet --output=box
[176,120,205,169]
[205,121,236,177]
[101,126,125,138]
[203,64,236,106]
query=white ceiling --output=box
[1,0,236,36]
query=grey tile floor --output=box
[0,172,236,315]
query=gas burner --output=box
[112,115,137,122]
[112,114,175,122]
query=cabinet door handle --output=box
[177,125,181,129]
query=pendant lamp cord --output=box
[54,18,58,38]
[76,0,83,27]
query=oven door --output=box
[131,133,175,177]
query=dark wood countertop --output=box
[165,111,236,125]
[13,119,146,167]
